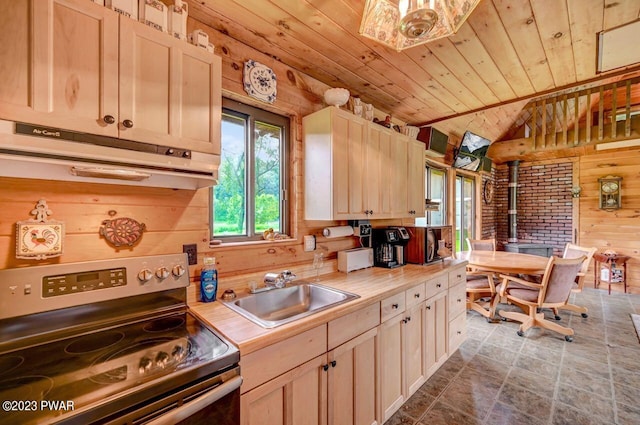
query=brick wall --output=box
[493,161,573,256]
[481,171,497,240]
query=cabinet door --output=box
[0,0,119,136]
[379,314,404,422]
[404,302,426,396]
[119,16,220,153]
[407,139,426,217]
[425,290,448,377]
[366,124,392,218]
[389,134,409,217]
[241,354,328,425]
[328,328,379,425]
[332,112,368,219]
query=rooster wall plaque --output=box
[16,199,64,260]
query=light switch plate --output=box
[304,235,316,252]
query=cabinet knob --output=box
[103,115,116,124]
[331,360,337,367]
[392,303,399,309]
[457,298,462,303]
[414,293,420,298]
[436,283,442,288]
[406,316,411,322]
[322,364,329,371]
[122,119,134,128]
[426,305,431,310]
[457,331,462,335]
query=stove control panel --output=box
[0,253,191,320]
[43,267,127,298]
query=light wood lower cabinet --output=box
[241,354,327,425]
[328,328,380,425]
[379,285,427,423]
[241,308,380,425]
[424,290,448,377]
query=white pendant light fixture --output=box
[359,0,482,51]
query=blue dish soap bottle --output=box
[200,256,218,302]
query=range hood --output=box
[0,121,218,190]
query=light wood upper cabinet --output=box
[119,16,221,153]
[0,0,119,136]
[0,0,221,154]
[407,139,426,217]
[304,107,426,220]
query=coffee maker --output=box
[372,227,410,268]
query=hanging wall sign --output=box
[16,199,64,260]
[243,60,277,103]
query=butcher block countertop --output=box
[189,259,467,355]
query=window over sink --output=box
[212,99,290,241]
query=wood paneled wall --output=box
[578,149,640,293]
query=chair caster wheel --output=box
[554,315,562,321]
[565,335,574,342]
[517,330,524,337]
[581,313,588,318]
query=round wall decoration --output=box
[483,179,494,204]
[243,60,277,103]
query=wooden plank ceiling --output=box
[188,0,640,144]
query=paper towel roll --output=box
[322,225,354,238]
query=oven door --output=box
[104,367,241,425]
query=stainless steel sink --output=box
[222,281,359,328]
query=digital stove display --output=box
[42,267,127,298]
[0,312,233,425]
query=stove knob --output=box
[138,268,153,283]
[155,267,170,280]
[172,264,186,277]
[172,345,185,361]
[156,351,170,369]
[139,357,153,374]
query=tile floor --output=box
[385,288,640,425]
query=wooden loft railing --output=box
[488,77,640,164]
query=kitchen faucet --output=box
[248,270,297,293]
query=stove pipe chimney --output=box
[507,160,520,243]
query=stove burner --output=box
[143,316,185,332]
[0,355,24,376]
[65,331,125,354]
[0,375,54,401]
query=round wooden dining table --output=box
[457,250,550,275]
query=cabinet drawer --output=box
[448,282,466,320]
[449,311,466,353]
[328,302,380,350]
[381,292,406,322]
[405,282,426,308]
[425,276,447,298]
[448,268,466,288]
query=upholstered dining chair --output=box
[466,238,496,251]
[554,243,597,319]
[495,256,585,342]
[465,238,497,321]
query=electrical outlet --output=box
[304,235,316,252]
[183,244,198,265]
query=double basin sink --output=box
[222,281,359,328]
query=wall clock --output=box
[598,175,622,210]
[243,60,277,103]
[483,179,494,204]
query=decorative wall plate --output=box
[100,217,146,247]
[243,60,277,103]
[16,199,64,260]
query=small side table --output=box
[593,252,631,294]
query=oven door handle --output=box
[145,375,243,425]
